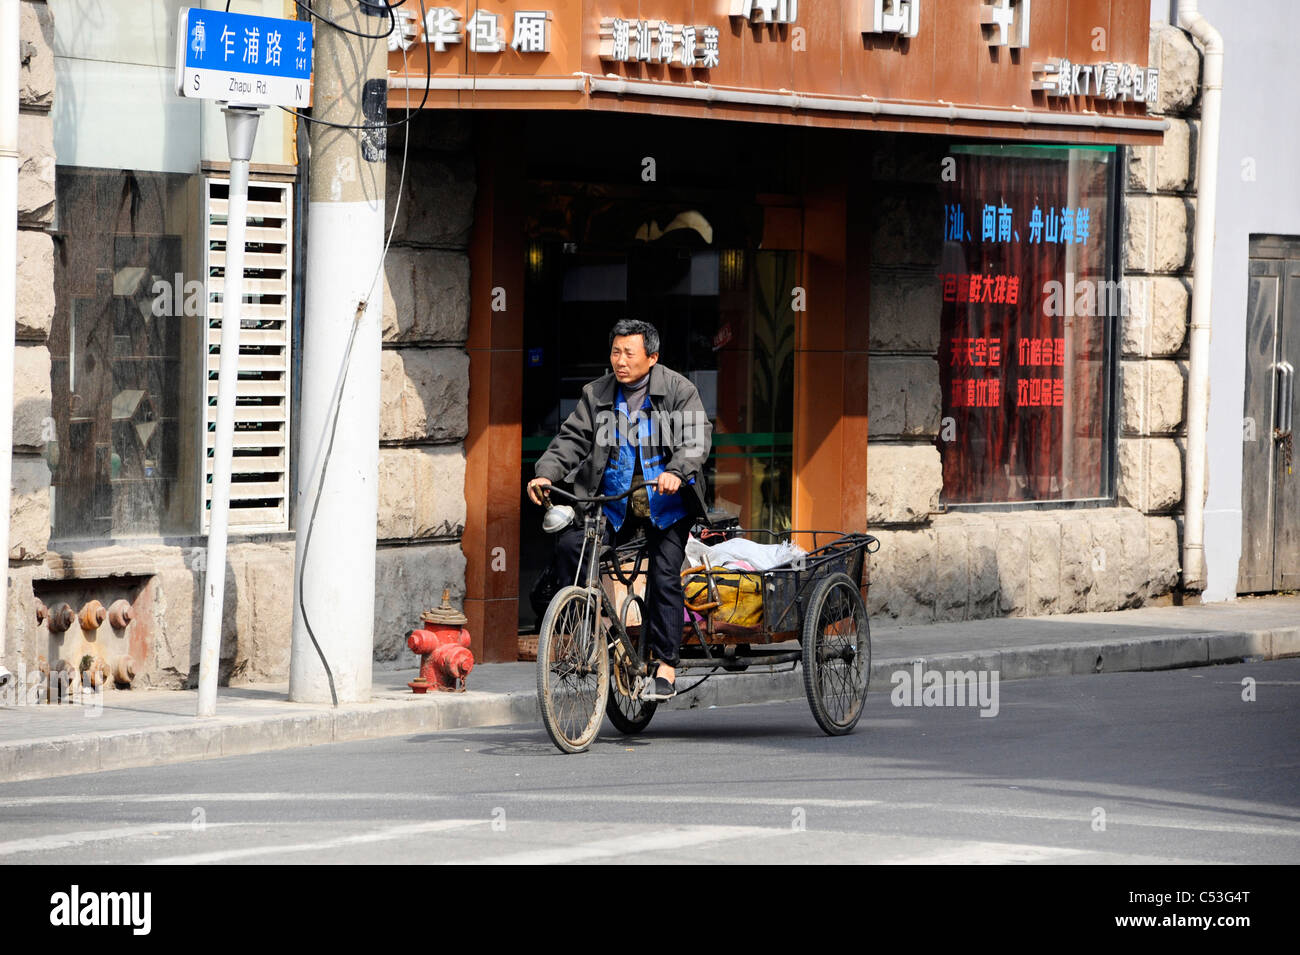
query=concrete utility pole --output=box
[289,0,387,703]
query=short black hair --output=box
[609,319,660,357]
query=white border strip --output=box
[587,75,1170,131]
[388,73,1170,133]
[389,75,587,92]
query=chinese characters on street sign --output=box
[865,0,920,38]
[980,0,1031,49]
[1033,58,1159,105]
[381,3,1160,113]
[729,0,799,24]
[176,6,313,107]
[599,17,721,69]
[937,148,1118,504]
[388,6,554,54]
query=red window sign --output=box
[941,272,1020,305]
[938,147,1116,504]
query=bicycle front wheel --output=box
[605,593,657,735]
[537,586,609,753]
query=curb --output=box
[666,626,1300,710]
[0,692,540,785]
[2,627,1296,783]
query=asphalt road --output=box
[1,659,1297,865]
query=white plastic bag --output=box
[683,535,806,573]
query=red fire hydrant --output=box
[407,589,474,693]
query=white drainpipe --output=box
[1177,0,1223,591]
[1,0,22,664]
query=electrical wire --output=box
[227,0,430,130]
[293,1,417,707]
[279,0,434,131]
[292,0,396,40]
[231,0,413,15]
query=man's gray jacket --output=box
[534,364,712,519]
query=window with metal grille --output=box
[204,177,293,531]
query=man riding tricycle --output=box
[527,320,877,754]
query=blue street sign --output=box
[175,6,313,107]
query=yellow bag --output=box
[683,569,765,629]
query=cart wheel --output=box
[606,594,657,735]
[537,586,609,754]
[801,572,871,736]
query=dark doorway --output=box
[518,194,797,630]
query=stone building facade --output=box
[5,1,301,688]
[372,116,474,664]
[9,0,57,670]
[4,3,1210,690]
[864,23,1202,623]
[3,0,473,689]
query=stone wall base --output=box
[867,508,1180,623]
[2,539,469,692]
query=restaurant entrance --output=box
[465,111,871,659]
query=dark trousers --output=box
[552,514,693,668]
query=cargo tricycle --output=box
[533,481,880,754]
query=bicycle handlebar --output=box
[536,479,657,506]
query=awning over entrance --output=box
[383,0,1167,146]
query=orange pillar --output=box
[793,136,869,540]
[463,118,525,662]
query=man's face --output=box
[610,334,658,384]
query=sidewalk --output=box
[2,595,1297,783]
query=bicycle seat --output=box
[692,511,740,535]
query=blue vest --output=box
[600,388,690,531]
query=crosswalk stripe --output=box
[881,801,1300,838]
[3,792,1293,840]
[145,820,487,865]
[881,841,1086,864]
[455,825,787,865]
[0,792,880,809]
[0,823,232,856]
[483,793,881,809]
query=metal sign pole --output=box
[197,104,263,717]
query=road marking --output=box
[455,825,787,865]
[882,802,1300,838]
[881,841,1086,865]
[477,793,1300,836]
[2,792,1294,839]
[0,792,879,810]
[145,819,486,864]
[0,823,232,856]
[0,792,440,808]
[479,792,882,809]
